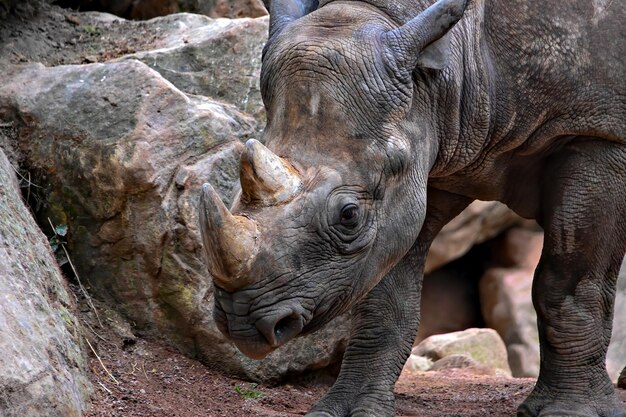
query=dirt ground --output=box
[84,332,523,417]
[0,1,171,72]
[84,332,626,417]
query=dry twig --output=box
[97,380,112,394]
[85,336,119,385]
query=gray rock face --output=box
[0,150,91,417]
[120,15,268,129]
[179,0,267,18]
[51,0,267,20]
[429,354,480,372]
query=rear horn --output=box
[240,139,302,206]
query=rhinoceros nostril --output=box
[255,311,304,347]
[274,314,299,340]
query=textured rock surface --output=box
[0,0,54,17]
[425,200,521,273]
[0,150,91,417]
[619,367,626,390]
[430,354,480,372]
[121,15,268,128]
[412,328,512,377]
[417,258,484,343]
[479,228,542,377]
[404,355,434,372]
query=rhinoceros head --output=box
[200,0,467,358]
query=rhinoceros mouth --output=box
[231,338,276,360]
[213,290,311,359]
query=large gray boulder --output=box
[0,149,91,417]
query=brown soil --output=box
[0,1,171,71]
[84,330,626,417]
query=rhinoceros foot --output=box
[517,394,626,417]
[304,390,395,417]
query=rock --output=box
[404,355,434,372]
[0,60,349,382]
[120,15,269,129]
[0,149,91,417]
[412,328,512,377]
[86,0,179,20]
[430,354,479,372]
[425,200,522,273]
[479,228,543,377]
[1,0,55,17]
[619,367,626,389]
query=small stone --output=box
[430,354,479,371]
[65,14,81,25]
[404,355,434,372]
[618,367,626,389]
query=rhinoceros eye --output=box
[340,204,360,228]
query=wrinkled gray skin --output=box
[200,0,626,415]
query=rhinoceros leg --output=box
[518,140,626,417]
[306,190,471,417]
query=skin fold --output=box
[199,0,626,416]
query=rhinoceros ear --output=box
[264,0,319,38]
[385,0,468,71]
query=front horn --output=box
[199,183,259,292]
[240,139,302,206]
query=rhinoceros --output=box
[199,0,626,415]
